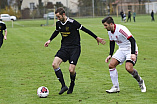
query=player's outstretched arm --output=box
[44,30,59,47]
[4,30,7,40]
[44,40,51,47]
[96,37,106,45]
[80,26,106,45]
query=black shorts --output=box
[55,47,81,65]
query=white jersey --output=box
[108,24,138,53]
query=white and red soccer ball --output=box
[37,86,49,98]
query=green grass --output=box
[0,15,157,104]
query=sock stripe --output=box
[54,67,60,72]
[109,68,116,71]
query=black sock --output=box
[131,69,142,83]
[54,68,65,88]
[70,72,76,84]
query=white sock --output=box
[109,68,119,88]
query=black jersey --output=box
[49,17,97,48]
[0,21,6,38]
[56,18,82,48]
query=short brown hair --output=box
[102,16,114,24]
[55,7,65,15]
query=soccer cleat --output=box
[67,83,75,94]
[106,86,120,93]
[139,80,146,92]
[59,86,68,95]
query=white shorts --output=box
[112,49,138,65]
[123,17,126,20]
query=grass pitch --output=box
[0,15,157,104]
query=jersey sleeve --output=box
[128,36,136,54]
[119,26,132,39]
[49,30,59,41]
[49,21,59,41]
[2,23,6,30]
[109,41,115,56]
[73,20,97,39]
[73,20,82,30]
[55,21,59,31]
[80,26,97,39]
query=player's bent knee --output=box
[109,63,115,69]
[52,62,58,69]
[69,68,73,73]
[69,68,75,74]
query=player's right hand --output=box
[96,37,106,45]
[44,40,51,47]
[4,36,7,40]
[105,55,111,63]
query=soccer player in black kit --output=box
[0,19,7,48]
[44,7,106,95]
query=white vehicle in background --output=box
[0,14,17,21]
[43,12,56,19]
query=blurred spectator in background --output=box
[133,11,136,22]
[120,10,124,21]
[151,10,155,21]
[127,10,131,22]
[123,12,126,23]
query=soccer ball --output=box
[37,86,49,98]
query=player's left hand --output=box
[96,37,106,45]
[131,54,136,62]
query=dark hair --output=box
[102,16,114,24]
[55,7,65,15]
[0,19,2,21]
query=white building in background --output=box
[145,2,157,13]
[21,0,78,13]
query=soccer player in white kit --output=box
[102,16,146,93]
